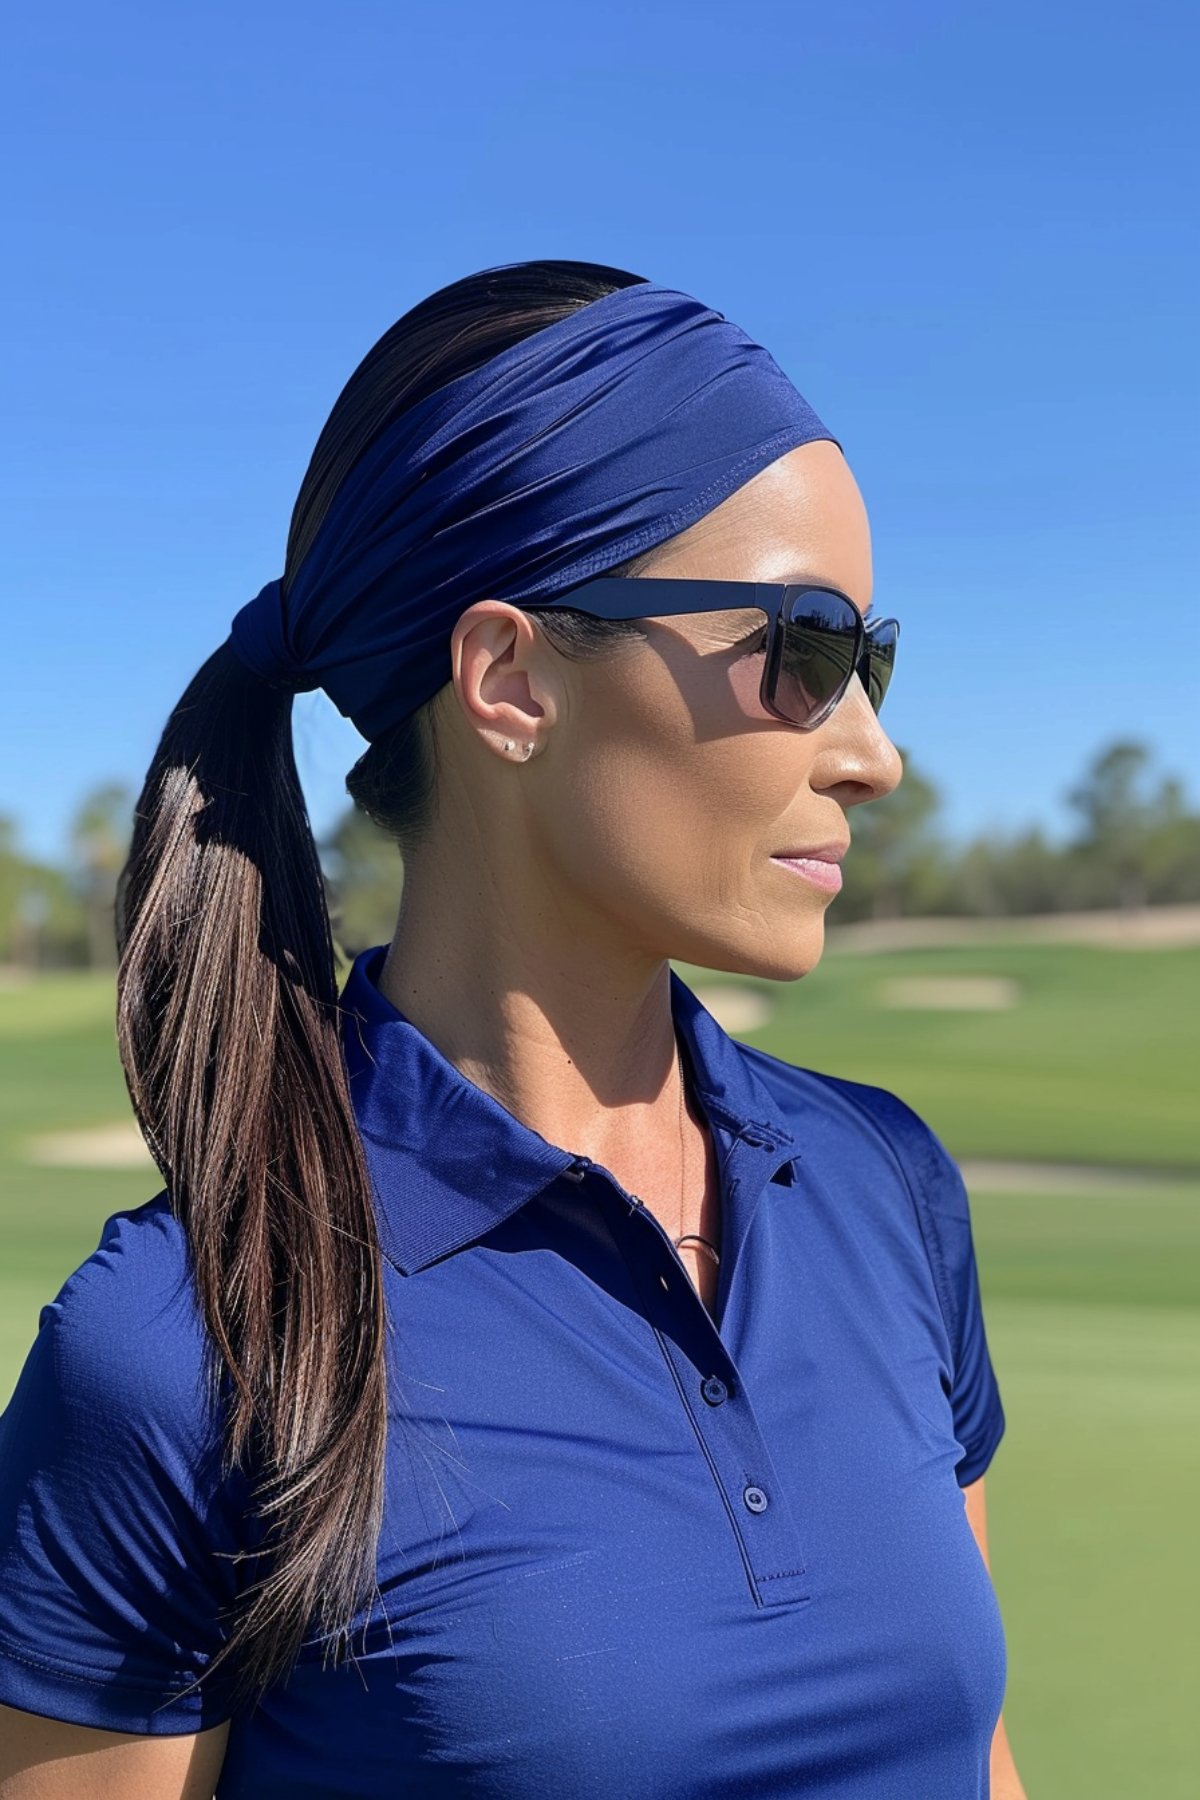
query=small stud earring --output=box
[522,742,534,759]
[502,739,514,752]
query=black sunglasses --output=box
[523,576,899,731]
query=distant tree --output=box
[0,816,20,951]
[933,828,1056,918]
[0,814,92,968]
[68,782,134,968]
[944,835,1000,918]
[7,731,1197,975]
[836,748,945,920]
[1064,739,1189,909]
[1143,776,1200,902]
[0,815,29,963]
[319,805,404,964]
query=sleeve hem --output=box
[955,1406,1006,1487]
[0,1637,235,1735]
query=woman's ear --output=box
[448,601,557,756]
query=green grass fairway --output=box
[678,940,1199,1169]
[1,944,1197,1793]
[966,1172,1200,1795]
[981,1284,1198,1796]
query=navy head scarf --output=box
[227,278,842,743]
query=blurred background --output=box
[2,2,1197,1793]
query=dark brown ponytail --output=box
[113,258,662,1714]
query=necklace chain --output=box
[672,1045,720,1268]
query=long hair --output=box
[113,259,669,1713]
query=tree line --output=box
[2,737,1197,970]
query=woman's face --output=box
[444,439,903,984]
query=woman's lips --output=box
[770,854,844,893]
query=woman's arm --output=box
[962,1475,1029,1799]
[0,1703,230,1798]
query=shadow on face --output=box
[443,441,905,986]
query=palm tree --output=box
[69,783,133,968]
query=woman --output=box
[0,260,1024,1797]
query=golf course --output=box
[1,930,1196,1795]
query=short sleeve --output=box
[881,1097,1007,1486]
[0,1194,251,1733]
[920,1139,1007,1486]
[815,1076,1007,1488]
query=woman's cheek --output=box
[726,652,772,721]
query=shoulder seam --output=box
[797,1072,962,1375]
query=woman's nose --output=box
[811,673,904,804]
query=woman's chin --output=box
[689,918,828,988]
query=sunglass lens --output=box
[860,618,898,714]
[772,590,863,726]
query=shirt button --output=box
[701,1376,728,1406]
[563,1157,591,1181]
[743,1484,769,1513]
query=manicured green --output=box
[980,1287,1198,1797]
[1,946,1197,1795]
[683,940,1200,1170]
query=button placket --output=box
[594,1147,812,1610]
[651,1296,811,1607]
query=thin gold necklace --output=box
[672,1047,720,1268]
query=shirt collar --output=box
[338,944,800,1275]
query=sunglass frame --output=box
[524,574,899,730]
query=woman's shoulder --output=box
[0,1193,252,1733]
[42,1188,206,1346]
[46,1187,195,1302]
[737,1040,1004,1478]
[736,1041,981,1319]
[738,1039,957,1194]
[6,1190,232,1477]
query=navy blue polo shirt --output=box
[0,945,1007,1796]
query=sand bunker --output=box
[691,984,776,1032]
[24,1121,157,1169]
[876,975,1019,1010]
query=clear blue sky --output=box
[4,0,1196,867]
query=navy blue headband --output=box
[227,278,842,743]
